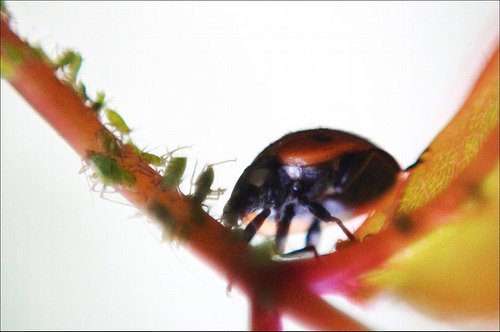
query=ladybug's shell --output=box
[257,129,377,166]
[222,128,401,234]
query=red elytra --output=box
[260,129,377,166]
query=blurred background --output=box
[1,2,498,330]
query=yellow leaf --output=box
[360,46,499,323]
[399,48,499,214]
[365,164,499,319]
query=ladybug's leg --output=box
[279,246,318,259]
[242,208,271,243]
[274,218,321,258]
[305,218,321,247]
[275,204,295,253]
[302,199,356,241]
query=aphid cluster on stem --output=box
[26,39,232,237]
[149,154,233,242]
[50,49,133,141]
[156,152,232,211]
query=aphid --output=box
[192,164,215,204]
[221,128,401,254]
[1,2,10,22]
[74,81,88,101]
[86,152,136,188]
[159,157,188,191]
[105,108,132,136]
[53,49,80,69]
[127,142,165,168]
[141,152,164,168]
[88,91,107,112]
[100,129,123,157]
[191,160,232,204]
[52,49,89,102]
[79,151,141,209]
[54,49,82,85]
[157,145,192,190]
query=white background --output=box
[1,2,499,330]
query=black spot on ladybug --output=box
[393,214,414,233]
[311,133,333,143]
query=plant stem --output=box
[250,299,283,331]
[279,284,368,331]
[2,13,498,330]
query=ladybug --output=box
[222,128,401,254]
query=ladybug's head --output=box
[222,157,283,227]
[221,181,261,227]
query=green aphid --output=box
[74,81,89,101]
[100,129,122,157]
[119,168,137,187]
[128,143,165,167]
[192,165,215,204]
[51,49,88,102]
[88,91,106,112]
[1,42,24,78]
[150,202,177,238]
[1,1,8,13]
[142,152,164,167]
[54,50,82,84]
[160,157,187,190]
[88,153,122,184]
[88,153,136,187]
[150,202,192,241]
[54,50,80,69]
[53,50,75,68]
[105,108,131,135]
[191,160,232,204]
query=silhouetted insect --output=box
[160,157,188,191]
[222,128,401,254]
[191,160,233,205]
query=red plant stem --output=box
[279,283,368,330]
[0,14,258,305]
[2,15,498,330]
[250,298,283,331]
[1,22,104,157]
[2,18,360,330]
